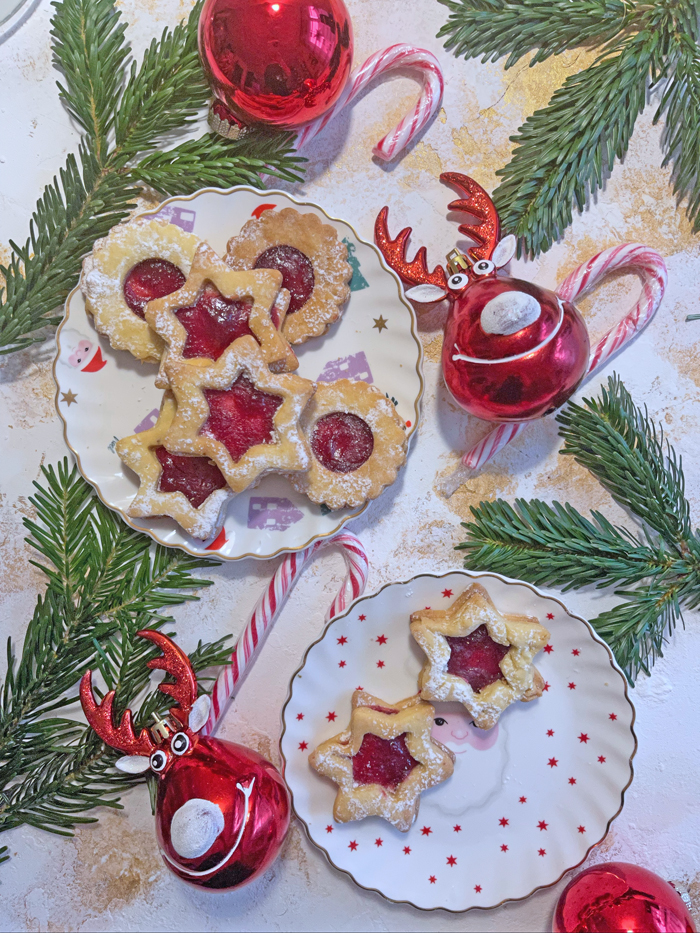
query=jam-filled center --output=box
[352,732,419,790]
[123,258,186,319]
[201,374,282,463]
[155,447,227,508]
[311,412,374,473]
[176,283,254,361]
[446,625,510,693]
[253,245,314,314]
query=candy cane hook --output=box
[204,533,368,735]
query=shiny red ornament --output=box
[375,173,590,422]
[553,862,696,933]
[199,0,353,129]
[80,630,290,890]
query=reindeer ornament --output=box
[376,173,590,422]
[80,630,290,890]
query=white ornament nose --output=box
[480,291,541,335]
[170,798,225,860]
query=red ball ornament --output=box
[80,630,290,890]
[554,862,697,933]
[375,173,590,423]
[199,0,354,129]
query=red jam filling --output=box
[155,447,227,508]
[446,625,510,693]
[123,258,186,319]
[201,374,282,462]
[253,245,314,314]
[176,283,254,360]
[311,412,374,473]
[352,732,419,790]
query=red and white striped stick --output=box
[296,44,444,161]
[203,532,368,735]
[461,243,668,471]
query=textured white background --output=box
[1,0,700,930]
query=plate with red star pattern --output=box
[54,186,422,561]
[281,570,636,911]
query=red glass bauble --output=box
[198,0,354,129]
[442,277,590,422]
[553,862,697,933]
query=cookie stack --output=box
[80,208,408,540]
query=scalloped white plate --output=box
[281,571,636,912]
[54,187,423,560]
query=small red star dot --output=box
[403,846,411,854]
[546,729,554,737]
[376,660,385,668]
[420,826,432,836]
[546,612,554,620]
[442,589,453,598]
[356,685,364,691]
[500,844,509,852]
[598,755,607,763]
[453,824,462,832]
[424,606,431,610]
[544,644,554,654]
[498,817,509,827]
[572,648,580,656]
[337,636,348,645]
[326,711,337,722]
[568,777,577,785]
[538,848,546,857]
[325,824,333,833]
[348,840,358,851]
[547,757,558,768]
[296,713,304,720]
[577,825,586,834]
[568,682,576,690]
[376,634,387,645]
[609,713,618,721]
[578,733,589,743]
[474,885,482,893]
[358,614,366,621]
[338,660,346,668]
[519,796,527,804]
[542,681,551,692]
[429,875,437,884]
[298,741,308,751]
[406,420,412,427]
[374,838,383,847]
[447,855,457,866]
[537,820,548,831]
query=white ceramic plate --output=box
[54,187,423,560]
[281,571,636,912]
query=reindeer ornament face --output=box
[80,631,290,890]
[376,173,590,422]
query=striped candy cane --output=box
[203,532,368,735]
[460,243,668,471]
[296,44,444,161]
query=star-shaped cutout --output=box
[61,389,78,406]
[442,589,453,598]
[337,636,348,645]
[578,733,589,743]
[309,691,454,832]
[498,817,509,827]
[327,711,337,721]
[446,855,457,866]
[376,635,387,645]
[537,820,548,831]
[372,315,388,332]
[410,583,550,729]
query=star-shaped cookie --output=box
[164,336,315,494]
[410,583,550,730]
[145,241,297,389]
[116,391,231,540]
[309,690,454,832]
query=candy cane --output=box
[296,44,444,161]
[460,243,667,471]
[203,532,368,735]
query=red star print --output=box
[538,848,546,857]
[598,755,606,763]
[537,820,548,831]
[578,733,589,743]
[447,855,457,866]
[326,825,333,833]
[442,589,453,598]
[420,826,432,836]
[453,824,462,832]
[568,682,576,690]
[358,614,366,621]
[547,757,558,768]
[609,713,618,721]
[296,713,304,720]
[577,825,586,833]
[429,875,437,884]
[326,711,337,722]
[348,840,358,851]
[298,741,308,751]
[498,817,509,827]
[500,844,508,852]
[338,660,346,668]
[376,660,385,668]
[356,685,363,691]
[544,644,553,654]
[519,796,527,804]
[474,885,482,893]
[546,729,554,737]
[403,846,411,854]
[568,777,577,785]
[572,648,580,656]
[424,606,431,610]
[542,681,551,692]
[337,636,348,645]
[376,634,387,645]
[546,612,554,620]
[374,838,383,847]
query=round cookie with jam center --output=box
[291,378,407,510]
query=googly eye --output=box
[150,749,168,773]
[473,259,495,276]
[434,717,447,726]
[448,273,469,290]
[171,732,190,756]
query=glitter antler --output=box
[441,173,500,262]
[374,207,448,289]
[139,629,198,727]
[80,672,156,756]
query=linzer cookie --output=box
[145,241,297,389]
[115,391,230,540]
[410,583,550,730]
[309,690,454,833]
[80,219,201,363]
[226,207,352,345]
[290,379,407,510]
[164,335,315,494]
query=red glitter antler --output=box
[138,630,198,726]
[440,173,500,262]
[374,206,448,289]
[80,672,156,757]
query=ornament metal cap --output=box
[150,712,173,744]
[208,100,248,140]
[446,249,470,275]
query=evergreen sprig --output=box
[0,460,231,847]
[457,375,700,681]
[437,0,700,256]
[0,0,305,356]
